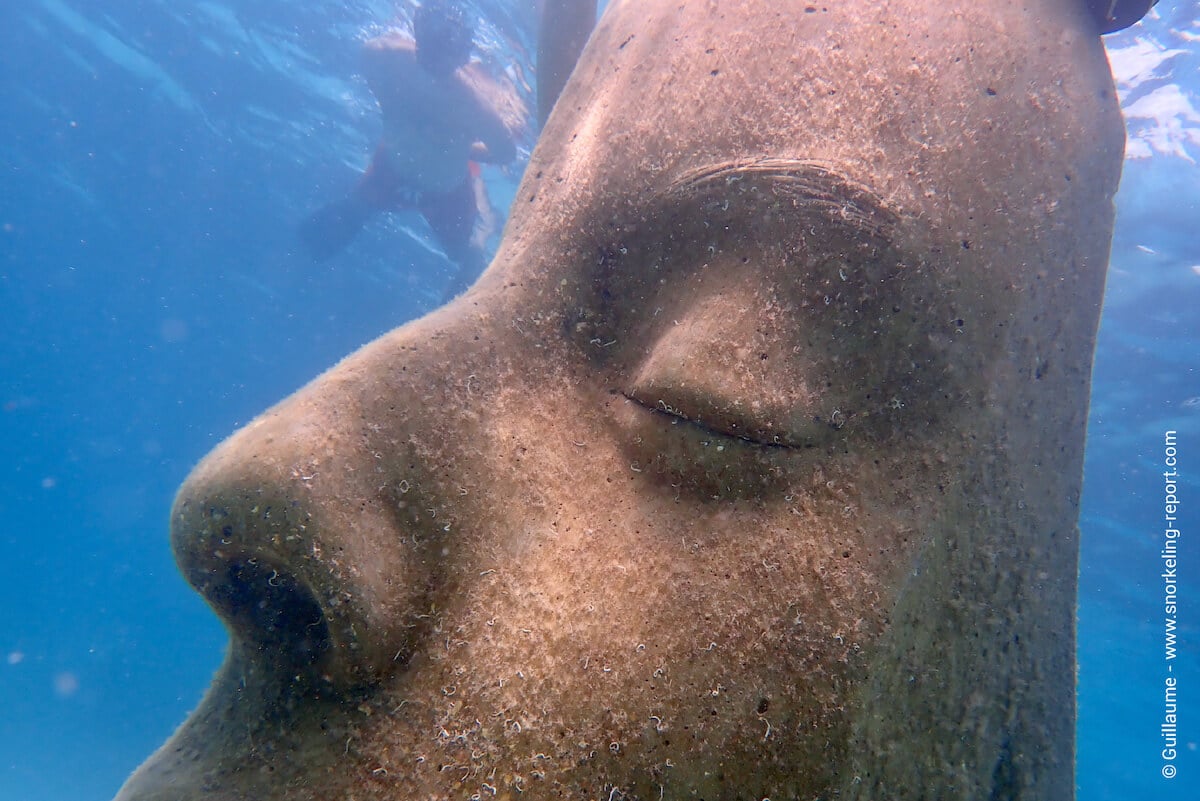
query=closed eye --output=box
[616,389,802,449]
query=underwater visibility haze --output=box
[0,1,1197,799]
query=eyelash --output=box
[617,390,795,450]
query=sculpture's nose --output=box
[169,382,429,689]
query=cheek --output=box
[383,474,907,790]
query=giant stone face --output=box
[116,1,1125,798]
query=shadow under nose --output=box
[207,555,334,674]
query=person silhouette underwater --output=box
[299,1,522,301]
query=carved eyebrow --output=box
[660,157,898,241]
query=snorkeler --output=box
[299,0,525,300]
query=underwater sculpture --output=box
[117,0,1141,798]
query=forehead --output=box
[505,0,1122,259]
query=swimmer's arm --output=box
[469,107,517,165]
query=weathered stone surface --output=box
[116,1,1124,798]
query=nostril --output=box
[172,487,421,688]
[201,558,334,674]
[171,413,427,688]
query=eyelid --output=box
[620,288,827,450]
[617,388,799,449]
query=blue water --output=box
[0,2,1195,799]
